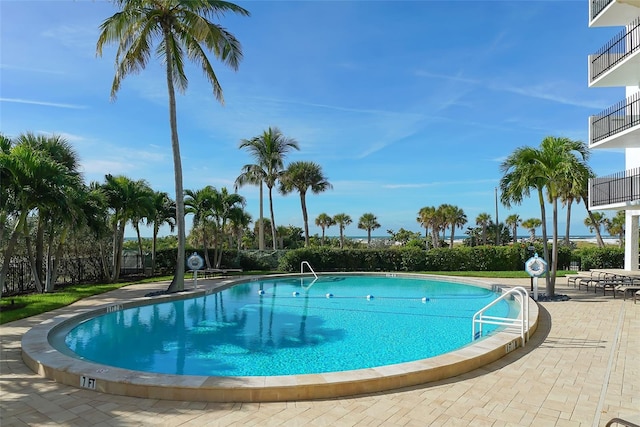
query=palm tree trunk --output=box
[0,212,26,295]
[537,188,551,295]
[550,198,559,294]
[110,216,119,282]
[135,222,144,275]
[581,193,605,249]
[339,226,345,249]
[300,192,309,247]
[268,185,277,250]
[36,216,45,286]
[564,200,572,246]
[24,230,43,293]
[113,218,126,282]
[424,227,429,250]
[46,226,69,292]
[449,227,455,248]
[152,224,159,274]
[163,30,185,293]
[259,181,264,250]
[203,229,212,269]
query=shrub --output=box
[574,247,624,270]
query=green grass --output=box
[0,270,575,325]
[0,276,173,325]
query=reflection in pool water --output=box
[64,275,513,376]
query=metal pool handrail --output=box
[300,261,318,279]
[472,286,529,348]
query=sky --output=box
[0,0,627,239]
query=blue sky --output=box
[0,0,626,239]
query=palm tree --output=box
[238,127,299,250]
[417,206,435,249]
[148,191,175,274]
[585,212,607,248]
[315,213,335,246]
[18,133,84,292]
[442,204,467,248]
[97,0,250,293]
[185,186,217,268]
[521,218,542,242]
[102,175,154,282]
[357,213,381,247]
[333,213,352,249]
[505,214,522,244]
[210,187,245,267]
[279,161,332,246]
[475,212,492,245]
[228,207,252,250]
[0,133,82,293]
[605,211,625,248]
[235,164,266,250]
[501,136,590,296]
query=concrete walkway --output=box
[1,277,638,426]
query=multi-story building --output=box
[588,0,640,270]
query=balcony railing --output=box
[590,17,640,82]
[591,91,640,144]
[590,167,640,207]
[591,0,613,21]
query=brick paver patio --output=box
[1,277,638,426]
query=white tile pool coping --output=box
[21,273,539,402]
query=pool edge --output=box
[21,273,539,402]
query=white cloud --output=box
[0,97,86,109]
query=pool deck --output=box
[1,276,639,426]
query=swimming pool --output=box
[23,273,538,402]
[62,275,513,376]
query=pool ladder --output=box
[472,286,529,347]
[300,261,318,289]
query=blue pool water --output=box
[64,275,514,376]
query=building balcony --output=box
[589,167,640,209]
[589,17,640,87]
[590,0,640,27]
[590,91,640,149]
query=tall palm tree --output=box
[357,213,381,247]
[279,161,332,246]
[501,136,590,296]
[315,213,334,246]
[475,212,492,245]
[97,0,250,292]
[333,213,352,249]
[606,211,625,248]
[585,212,607,248]
[521,218,542,242]
[505,214,522,244]
[238,127,299,250]
[442,204,467,248]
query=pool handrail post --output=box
[300,261,318,279]
[472,286,529,348]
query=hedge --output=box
[277,244,573,273]
[153,244,621,274]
